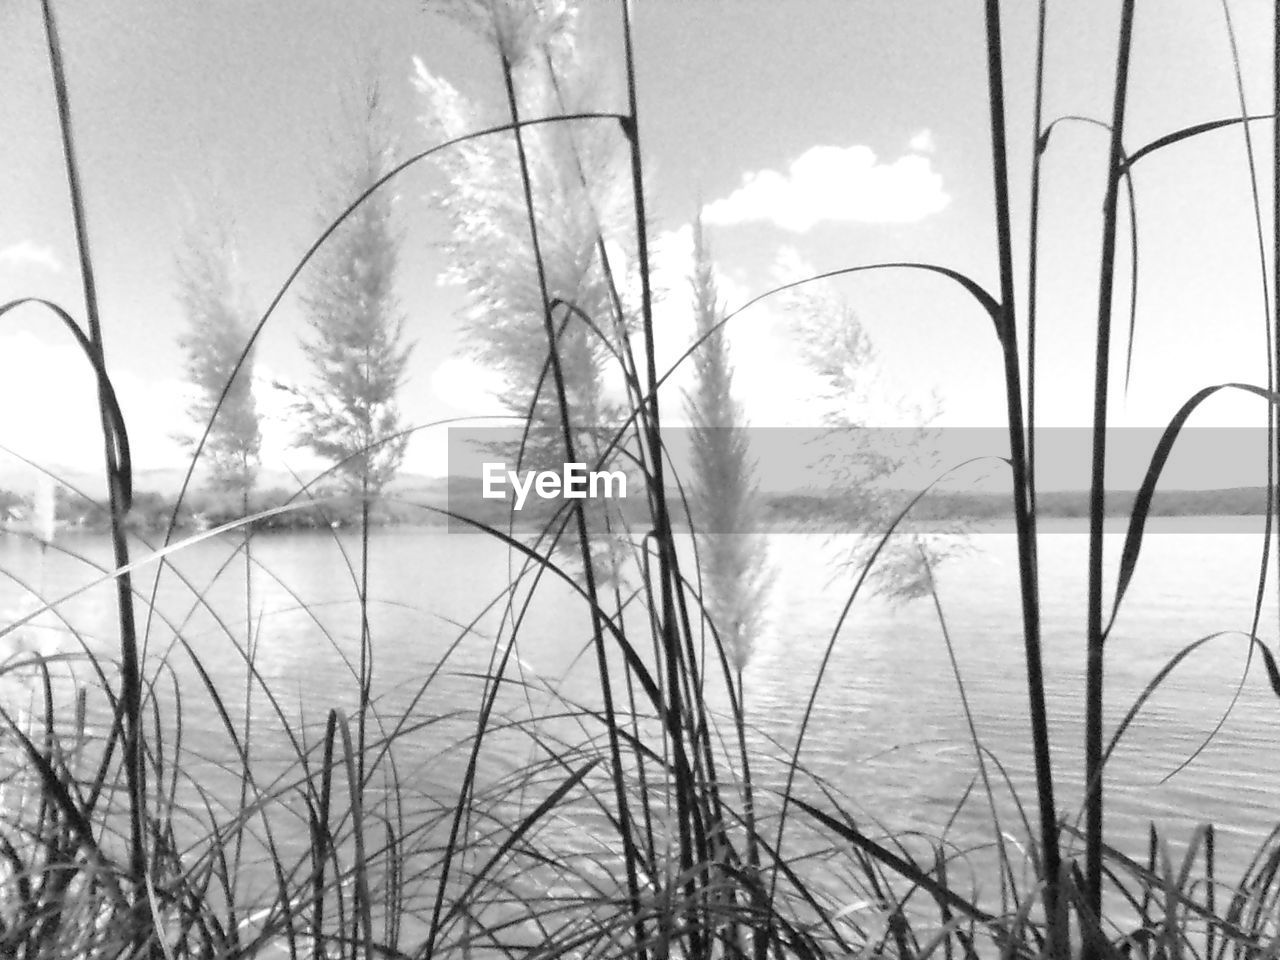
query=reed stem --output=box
[982,2,1064,954]
[39,0,148,915]
[1086,0,1137,943]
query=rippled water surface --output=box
[3,523,1279,908]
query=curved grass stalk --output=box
[38,4,149,914]
[1151,0,1279,787]
[1105,382,1280,636]
[1035,116,1143,398]
[764,457,1004,938]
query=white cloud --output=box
[702,144,949,232]
[0,241,62,274]
[909,129,936,153]
[0,331,187,473]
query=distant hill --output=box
[0,461,447,500]
[765,486,1275,523]
[428,479,1280,532]
[4,465,1275,535]
[759,486,1280,529]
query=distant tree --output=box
[684,218,770,672]
[293,83,413,500]
[175,203,261,502]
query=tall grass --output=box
[5,1,1280,958]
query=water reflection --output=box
[2,525,1278,914]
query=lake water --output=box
[3,523,1279,933]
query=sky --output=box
[1,0,1277,495]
